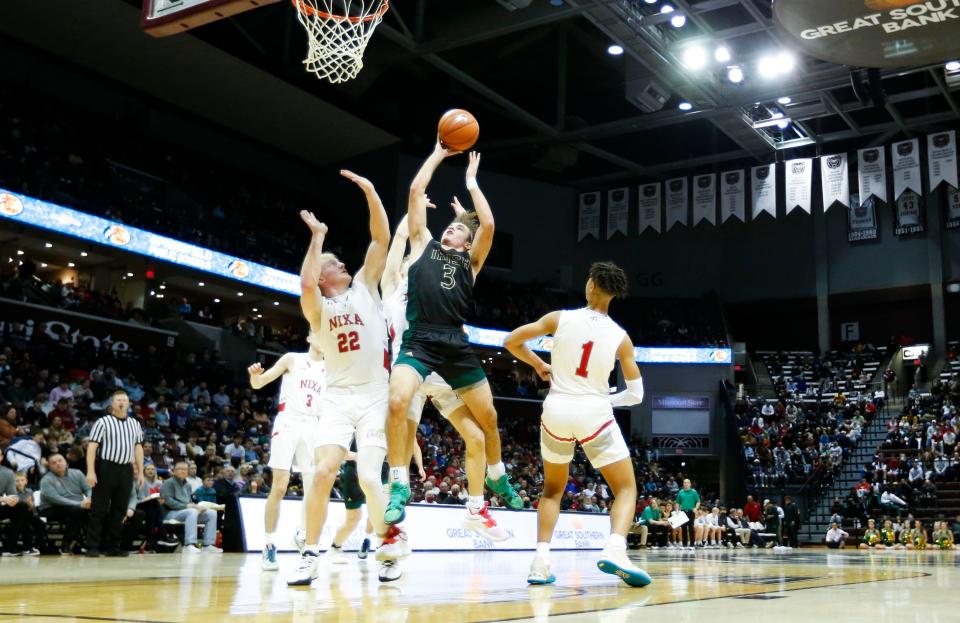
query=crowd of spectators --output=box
[762,345,886,400]
[735,393,879,493]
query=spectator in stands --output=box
[185,462,202,492]
[38,453,91,554]
[160,462,220,553]
[880,487,909,517]
[0,463,33,554]
[12,471,44,555]
[825,522,849,549]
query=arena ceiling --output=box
[9,1,960,185]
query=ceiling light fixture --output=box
[607,44,624,56]
[714,46,731,63]
[44,242,52,248]
[80,251,88,257]
[778,96,792,104]
[946,60,960,72]
[728,66,744,83]
[678,101,693,111]
[682,46,707,69]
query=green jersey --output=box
[675,489,700,511]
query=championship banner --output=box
[947,187,960,230]
[892,139,922,200]
[720,170,745,223]
[820,153,850,211]
[848,193,879,242]
[894,190,924,236]
[606,187,629,239]
[774,0,960,68]
[577,192,600,241]
[785,158,813,214]
[858,147,887,204]
[751,164,777,219]
[638,183,662,233]
[928,131,958,191]
[692,174,716,226]
[665,177,688,230]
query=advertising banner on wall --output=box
[638,183,662,233]
[751,164,777,219]
[577,192,601,241]
[665,177,689,230]
[0,298,177,356]
[820,153,850,211]
[239,498,612,552]
[606,187,629,239]
[720,170,745,222]
[692,174,716,226]
[785,158,813,214]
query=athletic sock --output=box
[390,466,409,484]
[536,542,551,562]
[330,543,342,550]
[467,496,485,513]
[487,462,506,480]
[265,532,276,546]
[606,533,627,552]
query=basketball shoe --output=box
[462,503,509,541]
[384,482,410,524]
[485,474,523,510]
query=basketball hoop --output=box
[292,0,389,84]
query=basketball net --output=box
[292,0,389,84]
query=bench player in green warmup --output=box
[384,145,522,524]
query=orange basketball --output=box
[438,109,479,152]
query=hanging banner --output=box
[857,147,887,205]
[894,190,925,236]
[692,174,716,226]
[578,192,600,241]
[751,164,777,219]
[892,139,922,200]
[928,131,958,191]
[720,170,745,223]
[784,158,813,214]
[820,153,850,211]
[665,177,688,230]
[946,187,960,230]
[638,183,662,234]
[848,193,878,242]
[606,187,629,239]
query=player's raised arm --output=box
[464,152,494,278]
[341,170,390,291]
[247,353,293,390]
[609,335,645,407]
[380,215,409,299]
[408,141,457,255]
[299,210,327,332]
[504,311,561,382]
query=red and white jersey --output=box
[384,277,409,363]
[277,353,327,417]
[313,277,390,388]
[548,307,627,399]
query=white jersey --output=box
[277,352,327,417]
[312,276,389,388]
[548,308,627,398]
[384,277,409,363]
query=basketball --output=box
[438,109,479,152]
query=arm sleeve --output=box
[88,419,105,444]
[610,377,645,408]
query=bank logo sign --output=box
[774,0,960,68]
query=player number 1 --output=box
[575,341,594,378]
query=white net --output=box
[292,0,389,84]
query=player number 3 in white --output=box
[440,265,457,290]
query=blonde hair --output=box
[453,211,479,241]
[318,252,340,266]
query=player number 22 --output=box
[574,341,594,378]
[337,331,360,353]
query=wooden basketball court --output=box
[0,549,955,622]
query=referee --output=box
[85,389,144,557]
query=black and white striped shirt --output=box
[89,414,144,464]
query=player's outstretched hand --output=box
[466,151,481,180]
[340,169,374,190]
[534,361,552,382]
[450,196,466,216]
[299,210,328,236]
[247,363,263,378]
[434,138,461,159]
[424,194,437,209]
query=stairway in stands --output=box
[798,401,899,543]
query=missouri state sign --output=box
[774,0,960,67]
